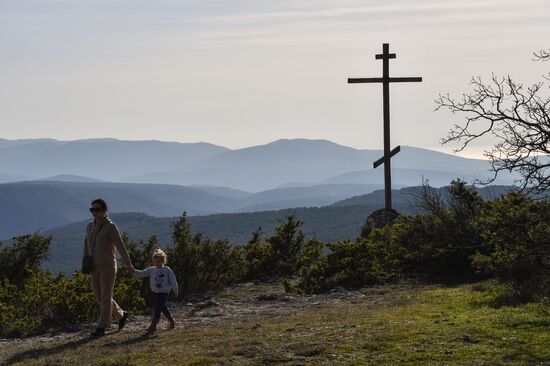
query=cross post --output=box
[348,43,422,210]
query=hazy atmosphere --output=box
[2,0,548,157]
[1,1,550,363]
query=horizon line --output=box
[0,136,489,160]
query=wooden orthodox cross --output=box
[348,43,422,210]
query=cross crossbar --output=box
[375,53,396,60]
[373,145,401,169]
[348,77,422,84]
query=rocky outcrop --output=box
[360,208,401,238]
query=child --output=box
[133,249,179,333]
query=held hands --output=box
[127,264,135,275]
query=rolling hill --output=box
[0,138,518,192]
[40,185,519,273]
[0,138,228,182]
[125,140,516,191]
[0,181,386,239]
[0,181,242,238]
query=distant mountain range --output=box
[41,185,516,273]
[0,137,523,239]
[0,180,386,239]
[0,138,518,192]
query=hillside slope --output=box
[0,181,386,239]
[41,184,520,273]
[2,282,548,365]
[43,187,421,272]
[0,181,242,238]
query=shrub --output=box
[0,267,147,338]
[242,228,273,280]
[366,180,485,279]
[242,215,307,280]
[0,234,52,285]
[167,213,245,294]
[472,192,550,299]
[0,270,95,337]
[267,215,305,276]
[367,212,482,279]
[298,238,379,294]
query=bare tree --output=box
[410,178,446,215]
[435,50,550,194]
[534,49,550,81]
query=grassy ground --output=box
[1,281,549,366]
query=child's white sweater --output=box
[134,266,179,294]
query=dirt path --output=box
[0,281,413,365]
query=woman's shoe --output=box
[168,319,176,330]
[147,323,157,333]
[91,327,105,337]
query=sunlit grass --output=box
[3,281,549,366]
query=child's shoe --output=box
[168,318,176,330]
[147,322,157,333]
[91,327,105,337]
[118,312,129,331]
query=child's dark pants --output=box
[152,292,173,323]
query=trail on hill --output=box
[0,281,411,365]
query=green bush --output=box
[0,232,146,338]
[242,228,273,281]
[472,192,550,300]
[0,268,146,338]
[297,180,491,293]
[267,215,305,276]
[0,270,95,337]
[0,234,51,285]
[167,213,245,294]
[242,215,307,280]
[298,238,379,294]
[364,180,485,280]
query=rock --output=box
[462,334,479,343]
[256,293,296,302]
[193,299,220,309]
[199,309,224,318]
[185,290,214,303]
[234,345,259,356]
[290,343,325,357]
[328,286,347,294]
[257,293,278,301]
[361,208,400,238]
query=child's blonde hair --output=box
[152,249,167,264]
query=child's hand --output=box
[173,291,179,298]
[127,265,135,274]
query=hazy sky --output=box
[1,0,548,157]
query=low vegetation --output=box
[0,180,548,344]
[1,281,549,365]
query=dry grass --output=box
[1,281,549,365]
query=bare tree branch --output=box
[534,49,550,81]
[435,51,550,195]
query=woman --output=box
[83,198,135,337]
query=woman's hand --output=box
[127,264,135,274]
